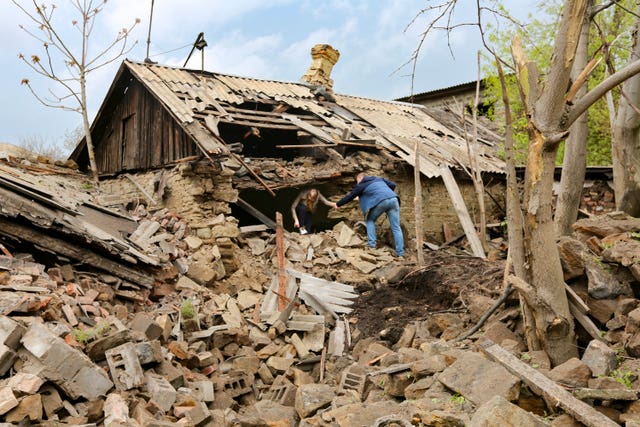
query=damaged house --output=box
[70,44,506,261]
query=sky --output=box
[0,0,540,148]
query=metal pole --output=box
[145,0,155,62]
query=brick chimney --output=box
[301,44,340,92]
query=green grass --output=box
[181,299,196,319]
[450,393,466,406]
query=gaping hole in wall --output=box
[232,185,343,233]
[219,123,339,162]
[219,123,298,160]
[215,101,339,161]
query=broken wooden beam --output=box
[276,144,338,149]
[568,300,605,343]
[439,166,485,258]
[0,218,155,288]
[124,174,156,205]
[239,224,269,234]
[480,340,619,427]
[573,388,638,401]
[231,153,276,197]
[236,198,276,230]
[276,212,287,312]
[0,244,12,257]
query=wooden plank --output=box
[212,118,300,130]
[480,340,619,427]
[223,105,325,124]
[565,283,590,313]
[183,121,225,155]
[574,388,638,401]
[0,175,77,215]
[231,153,276,197]
[336,140,380,148]
[0,218,155,288]
[239,224,269,234]
[218,111,302,126]
[569,301,605,343]
[124,174,156,205]
[281,114,335,143]
[439,166,486,258]
[368,363,412,377]
[290,314,325,323]
[276,144,337,149]
[414,141,425,266]
[276,212,286,312]
[236,197,276,230]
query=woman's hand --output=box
[294,220,300,228]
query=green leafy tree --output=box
[482,0,635,167]
[413,0,640,366]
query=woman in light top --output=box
[291,188,333,234]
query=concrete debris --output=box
[2,149,640,427]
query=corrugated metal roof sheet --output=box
[124,61,505,176]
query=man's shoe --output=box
[300,228,308,235]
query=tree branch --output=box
[567,57,640,125]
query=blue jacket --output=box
[336,176,399,218]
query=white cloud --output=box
[1,0,545,146]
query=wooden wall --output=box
[92,76,198,175]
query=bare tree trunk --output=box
[555,6,591,236]
[494,53,541,352]
[80,73,99,182]
[508,0,589,365]
[523,130,578,364]
[613,5,640,216]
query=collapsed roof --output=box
[70,59,505,179]
[0,149,160,288]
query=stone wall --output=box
[99,161,239,244]
[328,168,506,244]
[395,171,505,243]
[100,159,505,247]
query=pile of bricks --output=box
[5,210,640,425]
[580,180,616,215]
[0,220,397,426]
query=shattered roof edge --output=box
[125,59,428,110]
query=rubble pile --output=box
[5,204,640,426]
[0,217,422,426]
[579,181,616,216]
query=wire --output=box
[149,43,192,58]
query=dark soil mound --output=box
[351,251,505,340]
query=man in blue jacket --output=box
[334,173,404,257]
